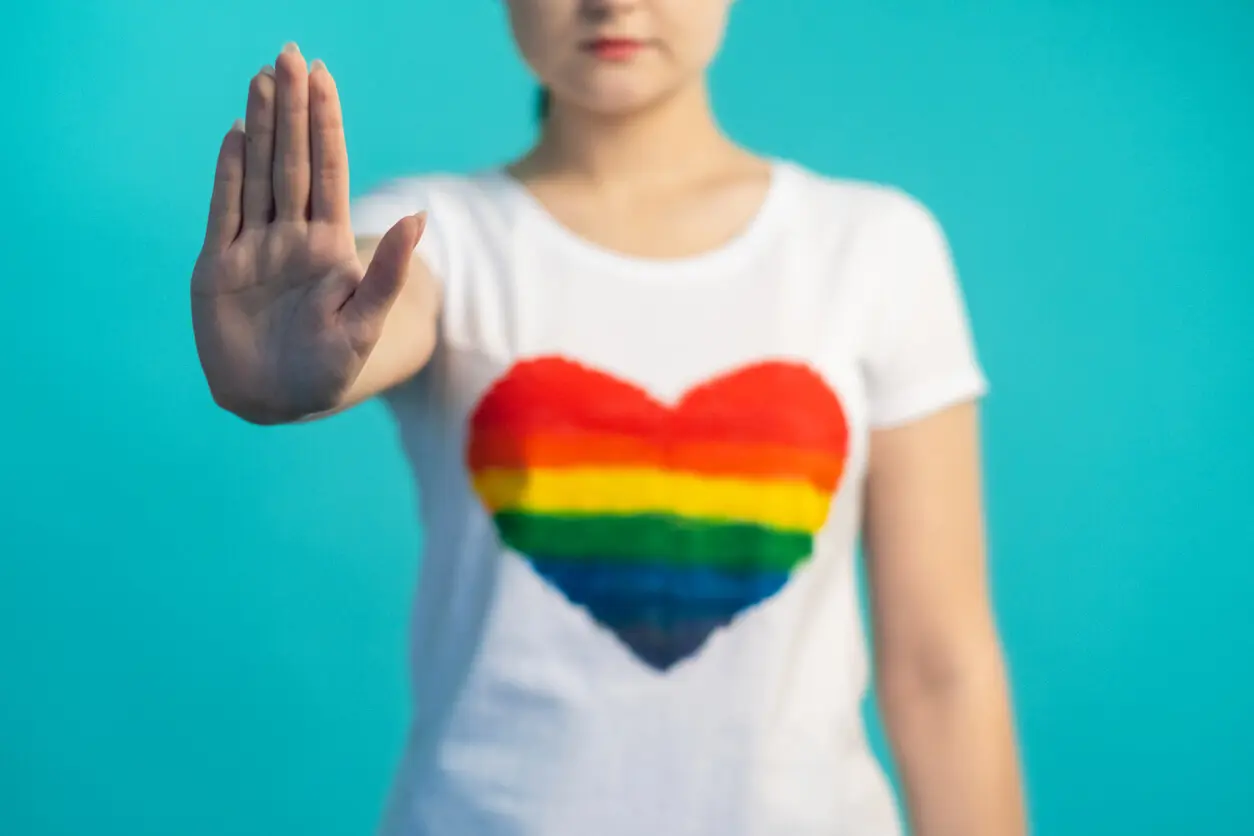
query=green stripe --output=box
[493,511,812,573]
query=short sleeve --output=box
[860,191,989,428]
[349,177,449,281]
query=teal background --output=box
[2,1,1251,833]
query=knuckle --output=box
[245,133,273,162]
[316,114,344,138]
[213,166,240,191]
[278,157,309,183]
[312,92,341,124]
[317,157,345,179]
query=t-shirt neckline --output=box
[481,158,792,279]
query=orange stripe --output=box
[468,431,845,493]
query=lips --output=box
[584,37,646,61]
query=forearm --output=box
[878,646,1027,836]
[332,295,437,413]
[327,239,440,412]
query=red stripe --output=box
[469,357,849,460]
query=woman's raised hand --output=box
[191,42,425,423]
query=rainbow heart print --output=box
[467,356,850,671]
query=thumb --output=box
[342,212,427,332]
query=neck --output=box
[523,81,741,187]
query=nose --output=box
[579,0,638,21]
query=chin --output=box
[577,82,679,118]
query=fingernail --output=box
[260,64,274,77]
[311,58,326,73]
[282,42,300,55]
[232,118,245,132]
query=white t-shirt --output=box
[350,159,988,836]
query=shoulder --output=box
[351,170,521,237]
[350,170,515,278]
[778,160,946,244]
[350,171,497,231]
[775,162,969,323]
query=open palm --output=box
[191,43,424,423]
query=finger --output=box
[205,119,246,250]
[273,43,311,221]
[309,59,349,225]
[242,66,277,228]
[342,213,426,336]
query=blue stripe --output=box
[529,558,789,622]
[616,620,727,670]
[530,558,789,602]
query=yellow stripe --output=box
[472,467,831,533]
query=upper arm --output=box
[863,402,999,691]
[855,189,999,687]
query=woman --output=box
[191,2,1027,833]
